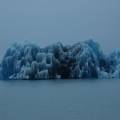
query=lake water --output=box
[0,79,120,120]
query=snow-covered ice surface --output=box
[0,39,120,80]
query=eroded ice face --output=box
[0,40,120,80]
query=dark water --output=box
[0,79,120,120]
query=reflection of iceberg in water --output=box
[0,39,120,80]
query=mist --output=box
[0,0,120,59]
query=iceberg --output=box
[0,39,120,80]
[109,49,120,78]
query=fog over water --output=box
[0,0,120,60]
[0,1,120,119]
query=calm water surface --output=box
[0,79,120,120]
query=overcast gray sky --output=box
[0,0,120,59]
